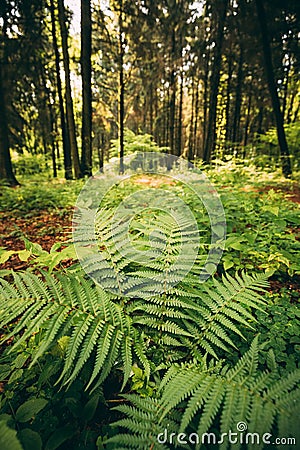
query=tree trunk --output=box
[231,47,243,148]
[193,80,200,156]
[202,52,209,157]
[49,0,72,179]
[177,71,184,157]
[255,0,292,177]
[119,0,125,174]
[81,0,92,176]
[58,0,82,179]
[169,29,177,156]
[243,91,252,152]
[203,0,228,163]
[0,59,19,186]
[225,56,233,145]
[188,80,195,162]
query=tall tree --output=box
[118,0,125,174]
[0,59,19,186]
[49,0,72,179]
[0,5,19,186]
[80,0,92,176]
[57,0,82,178]
[255,0,292,177]
[203,0,229,163]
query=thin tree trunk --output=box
[49,0,72,179]
[58,0,82,178]
[188,80,195,162]
[255,0,292,177]
[169,29,177,156]
[119,0,125,174]
[0,59,19,186]
[81,0,92,176]
[243,91,252,151]
[177,72,184,157]
[40,69,57,177]
[202,53,209,156]
[225,56,233,145]
[231,47,243,147]
[203,0,228,163]
[282,58,290,120]
[193,80,200,156]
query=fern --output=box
[0,271,143,391]
[105,338,300,450]
[159,337,300,449]
[0,267,269,391]
[104,394,191,450]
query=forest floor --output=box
[0,175,300,293]
[0,209,73,271]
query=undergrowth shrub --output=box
[0,169,299,449]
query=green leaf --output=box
[0,421,23,450]
[18,429,42,450]
[23,238,46,256]
[45,425,75,450]
[17,250,31,262]
[261,205,279,216]
[82,395,99,422]
[0,251,15,264]
[15,398,48,423]
[223,259,234,270]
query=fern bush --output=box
[0,268,269,393]
[105,338,300,450]
[1,191,299,449]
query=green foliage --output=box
[259,122,300,169]
[0,268,268,392]
[0,178,82,215]
[0,239,76,272]
[109,129,169,159]
[0,421,23,450]
[0,166,299,449]
[105,338,300,450]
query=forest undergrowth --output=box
[0,161,299,450]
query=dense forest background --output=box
[0,0,300,185]
[1,2,300,449]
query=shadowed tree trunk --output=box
[49,0,72,179]
[203,0,228,163]
[58,0,82,179]
[0,59,19,186]
[231,47,243,148]
[169,29,177,156]
[81,0,92,176]
[119,0,124,174]
[177,70,184,157]
[255,0,292,177]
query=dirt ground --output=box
[0,209,73,271]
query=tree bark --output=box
[188,79,195,162]
[169,29,177,156]
[118,0,125,174]
[203,0,228,163]
[231,47,243,148]
[81,0,92,176]
[177,70,184,157]
[255,0,292,177]
[58,0,82,179]
[49,0,72,179]
[0,59,19,186]
[225,56,233,145]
